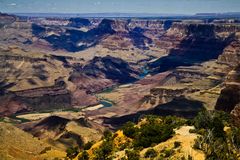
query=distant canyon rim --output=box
[0,13,240,130]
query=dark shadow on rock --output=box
[27,78,37,85]
[32,64,48,81]
[69,56,139,84]
[215,85,240,113]
[57,131,84,148]
[103,97,204,129]
[148,25,235,73]
[35,116,69,130]
[82,56,139,83]
[0,80,15,95]
[129,27,152,50]
[32,19,115,52]
[32,23,46,36]
[68,18,91,28]
[163,20,174,31]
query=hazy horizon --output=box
[0,0,240,15]
[7,12,240,15]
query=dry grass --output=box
[0,122,65,160]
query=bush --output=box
[144,148,157,158]
[84,141,94,150]
[94,139,113,160]
[103,130,113,140]
[162,116,186,129]
[192,110,240,160]
[123,115,186,149]
[163,149,174,158]
[231,127,240,148]
[193,109,212,130]
[122,122,138,138]
[193,110,225,138]
[174,141,181,148]
[133,122,173,148]
[78,150,89,160]
[66,147,79,159]
[193,137,203,150]
[211,116,225,138]
[125,149,140,160]
[187,155,193,160]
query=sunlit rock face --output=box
[218,40,240,66]
[215,65,240,113]
[215,65,240,126]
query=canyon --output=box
[1,12,240,159]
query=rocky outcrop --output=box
[68,18,91,28]
[33,19,116,52]
[23,116,70,138]
[215,65,240,112]
[31,19,169,52]
[230,103,240,126]
[0,54,47,62]
[0,79,72,116]
[215,85,240,112]
[104,97,204,129]
[214,64,240,126]
[20,115,104,149]
[142,86,190,106]
[82,56,139,83]
[218,40,240,66]
[69,56,140,106]
[69,56,139,92]
[0,13,16,28]
[14,79,68,97]
[148,23,237,73]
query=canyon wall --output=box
[1,14,240,119]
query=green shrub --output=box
[133,122,173,148]
[84,141,94,150]
[174,141,181,148]
[162,116,186,129]
[94,139,113,160]
[192,110,240,160]
[193,109,212,130]
[231,127,240,148]
[125,149,140,160]
[144,148,157,158]
[66,147,79,159]
[122,122,138,138]
[193,110,225,138]
[78,150,89,160]
[187,155,193,160]
[163,149,174,158]
[211,116,225,138]
[103,130,113,140]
